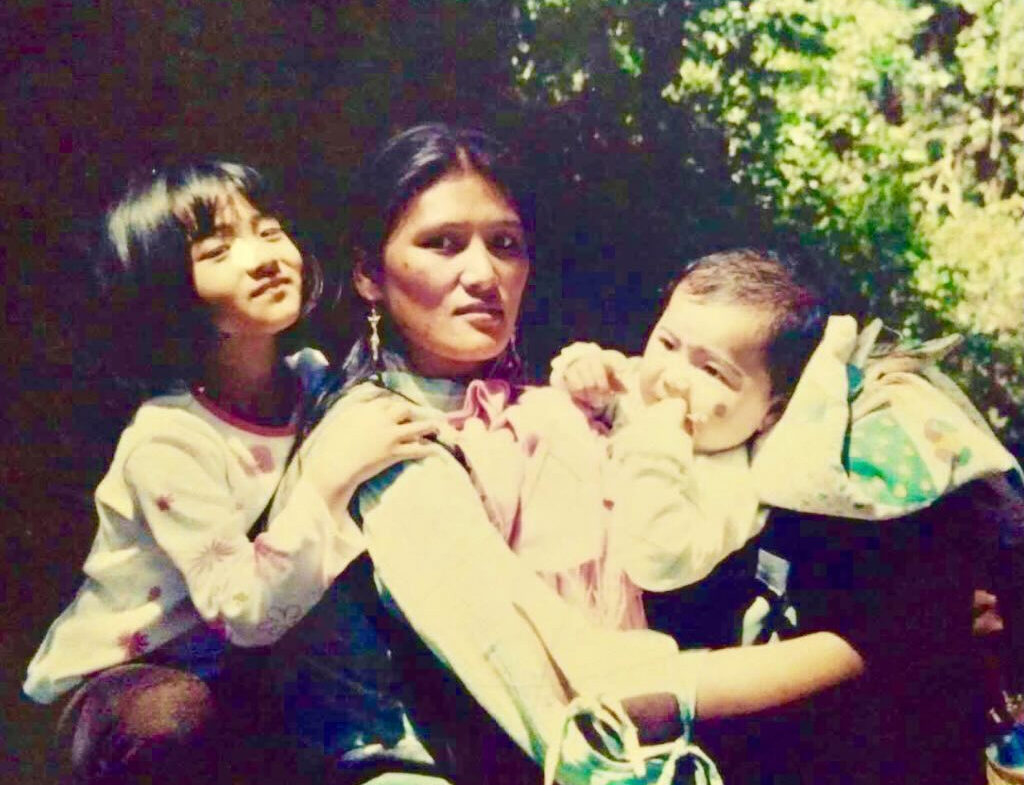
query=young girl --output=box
[23,161,437,785]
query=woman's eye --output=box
[424,234,459,253]
[490,233,525,255]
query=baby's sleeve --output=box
[610,399,764,592]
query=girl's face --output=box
[189,191,304,338]
[355,171,530,377]
[641,289,776,452]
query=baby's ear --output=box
[352,250,383,303]
[758,395,787,434]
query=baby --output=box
[552,248,826,597]
[552,248,1018,614]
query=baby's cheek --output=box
[687,377,726,415]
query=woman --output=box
[267,123,865,785]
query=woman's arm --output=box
[624,631,865,743]
[695,631,865,719]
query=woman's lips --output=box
[453,303,504,324]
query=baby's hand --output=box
[552,344,629,410]
[637,358,690,407]
[306,386,439,515]
[636,359,700,435]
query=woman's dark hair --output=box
[663,248,827,402]
[95,161,322,394]
[343,122,535,295]
[325,122,534,384]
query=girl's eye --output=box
[196,243,230,262]
[701,364,734,386]
[259,222,284,240]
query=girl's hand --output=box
[305,386,439,516]
[557,348,630,410]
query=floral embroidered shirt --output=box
[23,349,362,704]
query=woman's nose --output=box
[459,237,499,291]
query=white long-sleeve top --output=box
[550,343,766,593]
[24,351,360,704]
[608,398,766,592]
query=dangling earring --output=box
[506,333,523,379]
[367,304,382,372]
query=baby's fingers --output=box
[565,362,600,395]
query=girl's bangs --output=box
[170,164,263,240]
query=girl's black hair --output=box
[95,161,322,395]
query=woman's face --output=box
[355,171,530,377]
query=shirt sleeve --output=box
[123,429,364,647]
[610,399,765,592]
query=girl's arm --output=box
[123,391,435,647]
[610,397,765,591]
[124,430,357,647]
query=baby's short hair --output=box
[669,248,826,400]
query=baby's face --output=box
[641,290,776,453]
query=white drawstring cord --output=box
[541,692,717,785]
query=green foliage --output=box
[512,0,1024,447]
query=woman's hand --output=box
[305,385,439,518]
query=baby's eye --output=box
[702,364,734,386]
[658,335,678,351]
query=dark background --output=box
[1,3,794,781]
